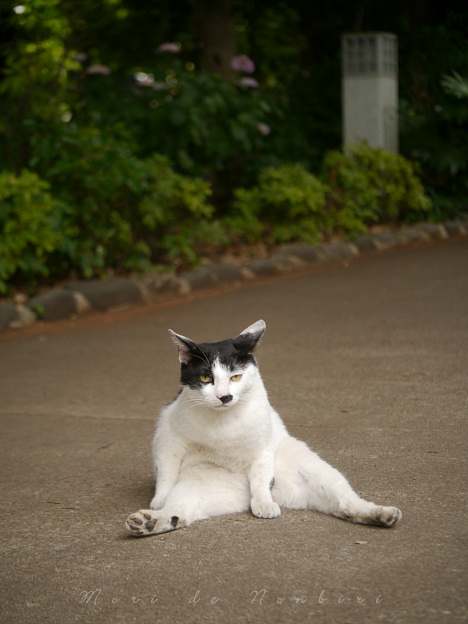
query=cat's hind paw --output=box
[125,510,184,536]
[338,503,402,527]
[370,505,402,527]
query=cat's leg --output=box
[273,437,402,527]
[126,463,250,536]
[149,433,186,511]
[249,450,281,519]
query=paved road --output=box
[1,239,467,624]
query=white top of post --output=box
[342,32,398,78]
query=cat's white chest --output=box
[171,400,275,469]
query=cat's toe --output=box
[251,500,281,519]
[125,510,158,536]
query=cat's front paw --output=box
[251,499,281,519]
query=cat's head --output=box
[169,320,266,410]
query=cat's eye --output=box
[199,375,212,383]
[230,374,242,382]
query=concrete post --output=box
[342,32,399,153]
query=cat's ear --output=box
[168,330,198,364]
[239,319,266,339]
[235,319,266,352]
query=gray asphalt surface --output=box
[0,238,467,624]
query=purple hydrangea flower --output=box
[86,64,111,75]
[158,43,182,53]
[231,54,256,74]
[257,122,271,136]
[135,72,155,86]
[239,77,259,88]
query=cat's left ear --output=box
[235,319,266,352]
[168,330,198,364]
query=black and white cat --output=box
[126,320,402,536]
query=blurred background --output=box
[0,0,466,294]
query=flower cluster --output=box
[230,54,255,74]
[134,72,166,90]
[86,64,111,76]
[239,77,259,89]
[229,54,269,133]
[256,122,271,136]
[158,42,182,54]
[230,54,260,91]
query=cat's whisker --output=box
[183,398,206,410]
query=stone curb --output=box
[1,220,467,333]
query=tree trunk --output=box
[192,0,236,80]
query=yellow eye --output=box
[230,374,242,382]
[199,375,212,383]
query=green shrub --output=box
[137,154,226,268]
[321,142,432,235]
[77,57,284,207]
[31,125,217,276]
[400,71,468,217]
[230,164,328,243]
[0,170,62,294]
[229,147,432,249]
[36,126,145,277]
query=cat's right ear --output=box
[168,330,197,364]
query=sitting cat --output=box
[126,320,402,536]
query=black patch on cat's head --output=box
[169,321,265,390]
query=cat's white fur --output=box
[126,320,402,535]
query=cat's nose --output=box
[219,394,233,404]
